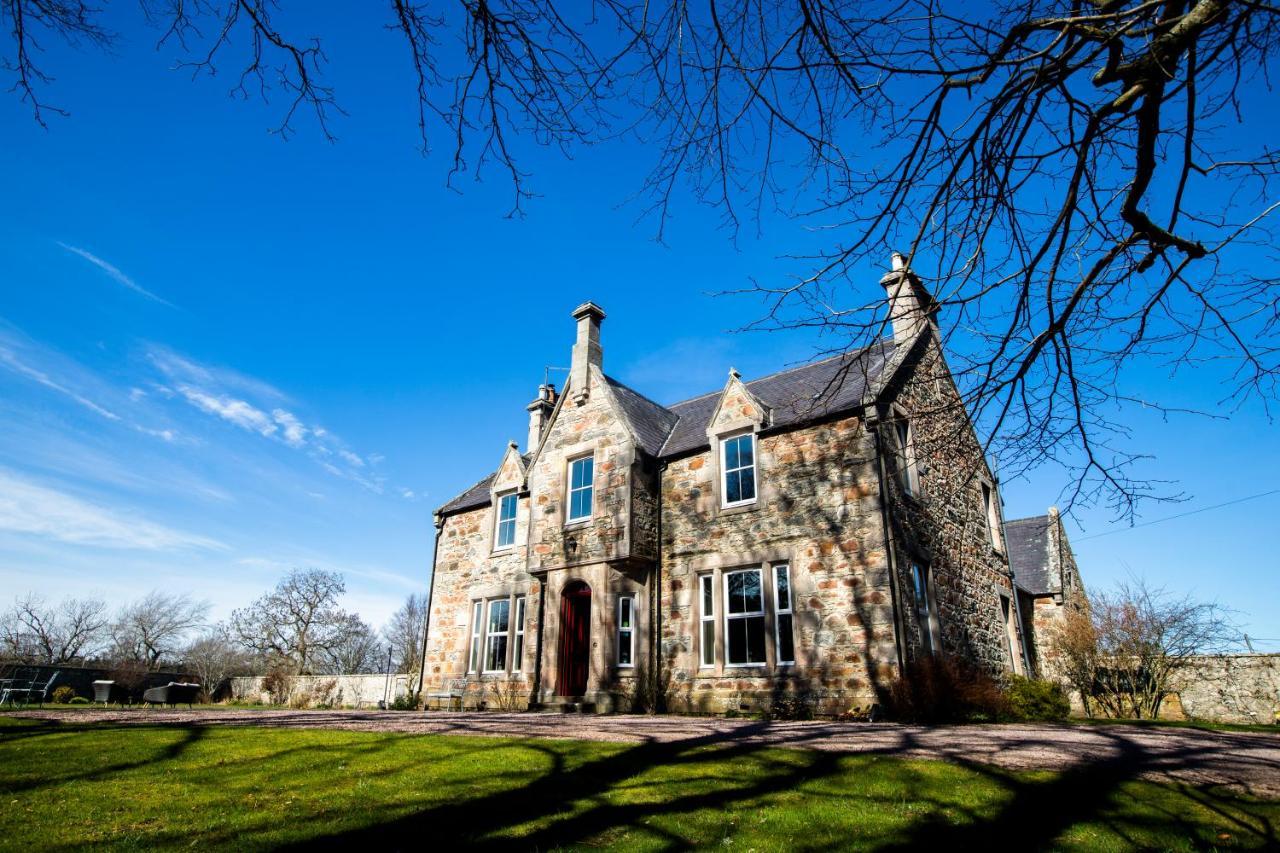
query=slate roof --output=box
[436,454,532,517]
[659,340,896,457]
[436,339,897,517]
[1006,515,1054,595]
[605,376,681,457]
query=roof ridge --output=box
[664,338,893,409]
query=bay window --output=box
[617,596,635,667]
[774,564,795,665]
[724,568,767,666]
[699,574,716,668]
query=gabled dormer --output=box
[489,442,528,554]
[704,368,771,511]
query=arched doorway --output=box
[555,581,591,696]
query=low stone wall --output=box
[1173,654,1280,725]
[229,674,414,708]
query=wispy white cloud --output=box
[0,345,121,422]
[272,409,307,448]
[178,385,278,438]
[338,449,364,467]
[0,468,225,551]
[58,243,172,306]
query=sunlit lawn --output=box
[1,716,1275,850]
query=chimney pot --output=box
[526,383,557,452]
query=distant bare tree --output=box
[182,625,253,701]
[8,1,1279,514]
[111,591,209,670]
[1054,576,1238,718]
[320,617,383,674]
[229,569,364,675]
[2,593,109,664]
[384,593,427,676]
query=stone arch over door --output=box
[556,580,592,696]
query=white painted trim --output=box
[698,574,716,669]
[565,452,595,524]
[719,431,759,509]
[616,595,636,668]
[773,564,795,666]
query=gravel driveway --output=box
[8,708,1279,798]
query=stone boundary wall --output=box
[229,674,413,708]
[1174,654,1280,725]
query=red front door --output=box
[556,582,591,696]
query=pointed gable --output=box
[706,368,771,439]
[492,441,528,493]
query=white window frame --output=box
[773,564,795,666]
[494,491,518,549]
[512,596,526,672]
[468,601,483,673]
[895,417,919,496]
[698,574,716,669]
[912,562,938,655]
[723,567,767,667]
[982,482,1002,551]
[483,598,511,673]
[720,432,758,508]
[616,595,636,668]
[566,454,594,523]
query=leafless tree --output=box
[319,617,383,674]
[229,568,365,675]
[7,1,1278,515]
[384,592,427,676]
[1,593,109,664]
[1054,575,1238,718]
[111,590,209,670]
[181,624,253,700]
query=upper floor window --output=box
[721,433,757,506]
[617,596,635,667]
[495,492,518,549]
[981,483,1002,550]
[895,418,919,496]
[724,568,767,666]
[912,562,938,655]
[567,455,594,522]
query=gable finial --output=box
[728,366,741,380]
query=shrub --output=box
[389,693,417,711]
[1005,675,1070,722]
[885,657,1010,723]
[261,667,292,705]
[51,686,77,704]
[68,696,90,704]
[764,690,817,721]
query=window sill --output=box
[563,518,592,529]
[717,500,759,517]
[490,546,516,557]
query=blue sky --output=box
[1,5,1276,643]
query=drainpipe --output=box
[416,514,444,708]
[530,575,547,709]
[652,459,668,713]
[870,418,908,675]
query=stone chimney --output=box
[526,383,557,452]
[878,252,937,343]
[569,301,605,404]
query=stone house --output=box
[424,257,1036,714]
[1005,508,1087,680]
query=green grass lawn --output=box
[1,717,1275,850]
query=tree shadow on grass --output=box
[0,720,210,795]
[284,722,1279,851]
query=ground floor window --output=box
[617,595,635,667]
[468,593,527,675]
[774,564,794,665]
[725,568,767,666]
[912,562,938,655]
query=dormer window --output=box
[567,455,594,522]
[495,492,518,549]
[721,433,757,507]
